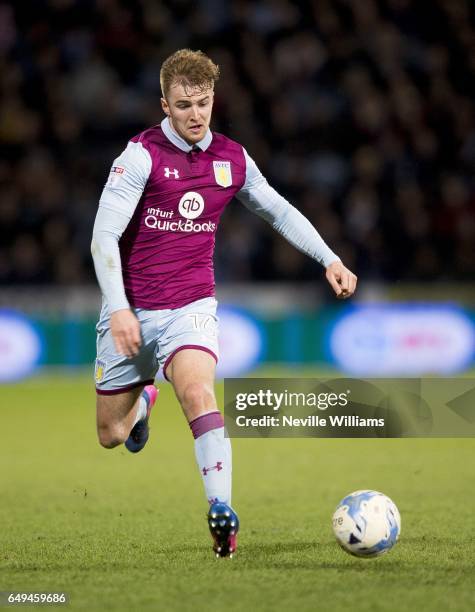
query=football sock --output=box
[131,392,148,427]
[190,411,232,505]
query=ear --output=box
[161,97,169,116]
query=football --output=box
[332,490,401,558]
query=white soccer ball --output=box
[332,490,401,558]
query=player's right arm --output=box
[91,141,152,357]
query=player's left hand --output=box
[325,260,357,299]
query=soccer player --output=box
[91,49,357,558]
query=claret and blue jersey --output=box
[118,120,247,309]
[94,116,338,314]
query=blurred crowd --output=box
[1,0,474,286]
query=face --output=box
[161,81,214,145]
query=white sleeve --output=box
[236,149,340,268]
[99,141,152,217]
[91,141,152,313]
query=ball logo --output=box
[178,191,204,220]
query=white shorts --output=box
[94,297,219,395]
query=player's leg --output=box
[96,387,143,448]
[166,348,217,419]
[166,348,238,557]
[166,349,231,503]
[96,384,158,450]
[94,307,159,451]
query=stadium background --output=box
[1,0,475,378]
[1,3,475,611]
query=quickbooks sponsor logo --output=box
[144,216,216,232]
[144,193,215,232]
[179,191,204,219]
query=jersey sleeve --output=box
[99,140,152,218]
[236,149,340,268]
[92,141,152,313]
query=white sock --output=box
[194,427,232,505]
[132,394,148,427]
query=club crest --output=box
[213,161,232,188]
[95,359,106,383]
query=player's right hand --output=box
[110,309,142,358]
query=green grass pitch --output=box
[1,371,474,612]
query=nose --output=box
[191,105,200,121]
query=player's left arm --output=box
[236,150,357,299]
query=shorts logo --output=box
[213,161,232,187]
[178,191,205,219]
[95,359,106,383]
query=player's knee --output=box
[181,382,214,414]
[97,423,128,449]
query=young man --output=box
[91,49,357,558]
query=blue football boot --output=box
[125,385,158,453]
[208,501,239,558]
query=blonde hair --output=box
[160,49,220,97]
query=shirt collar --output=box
[161,117,212,152]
